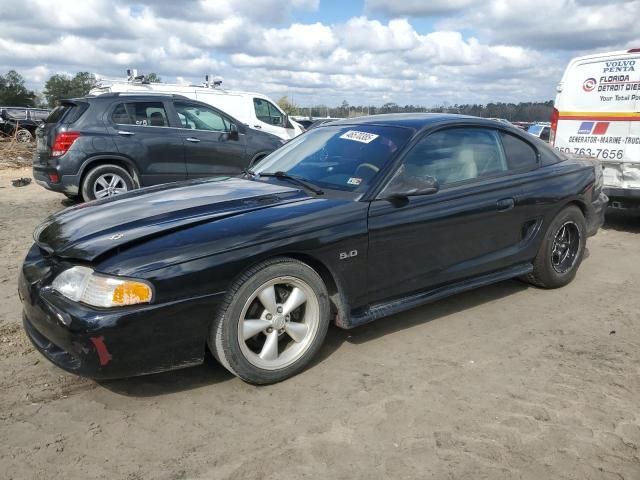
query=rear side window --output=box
[500,133,538,172]
[254,98,283,127]
[111,102,168,127]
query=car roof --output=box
[323,113,494,130]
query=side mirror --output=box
[228,123,239,140]
[284,114,293,129]
[380,171,440,202]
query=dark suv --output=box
[33,94,284,200]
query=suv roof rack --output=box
[93,92,191,100]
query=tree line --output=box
[281,98,554,123]
[0,70,162,108]
[0,70,552,122]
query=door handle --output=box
[185,137,200,143]
[253,125,262,129]
[496,198,515,211]
[117,130,135,136]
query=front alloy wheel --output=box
[238,277,320,370]
[210,258,330,384]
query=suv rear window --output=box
[111,102,168,127]
[45,103,87,124]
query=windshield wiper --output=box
[242,168,256,178]
[259,171,324,195]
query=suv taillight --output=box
[549,108,559,146]
[52,131,80,157]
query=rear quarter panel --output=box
[518,158,596,255]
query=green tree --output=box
[43,72,97,107]
[277,95,298,115]
[0,70,36,106]
[145,72,162,83]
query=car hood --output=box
[35,177,309,261]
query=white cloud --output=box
[0,0,633,106]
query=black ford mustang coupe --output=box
[19,114,607,384]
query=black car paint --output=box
[32,94,283,196]
[20,114,607,379]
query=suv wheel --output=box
[81,164,134,201]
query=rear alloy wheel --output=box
[81,164,134,201]
[527,205,586,288]
[15,129,33,143]
[210,258,330,384]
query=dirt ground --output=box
[1,167,639,480]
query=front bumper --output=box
[19,245,224,379]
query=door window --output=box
[111,102,168,127]
[174,102,229,132]
[399,128,507,187]
[499,132,538,171]
[253,98,284,127]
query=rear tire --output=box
[81,164,134,201]
[209,257,330,384]
[527,206,586,289]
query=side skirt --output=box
[344,263,533,329]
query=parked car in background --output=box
[292,118,314,130]
[512,121,532,131]
[308,118,341,129]
[487,118,516,127]
[33,93,284,201]
[21,114,606,384]
[90,74,304,141]
[551,48,640,209]
[527,123,551,142]
[0,107,49,142]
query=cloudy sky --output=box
[1,0,639,107]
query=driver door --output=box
[366,127,527,302]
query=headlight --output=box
[51,266,153,308]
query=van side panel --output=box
[194,92,252,124]
[554,52,640,193]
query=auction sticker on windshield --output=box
[340,130,379,144]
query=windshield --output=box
[527,125,544,136]
[253,125,413,192]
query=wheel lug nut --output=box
[277,306,283,313]
[266,314,272,320]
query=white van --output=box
[552,48,640,208]
[90,76,304,141]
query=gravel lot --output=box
[1,167,639,480]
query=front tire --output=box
[81,164,134,201]
[527,205,586,289]
[209,258,330,384]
